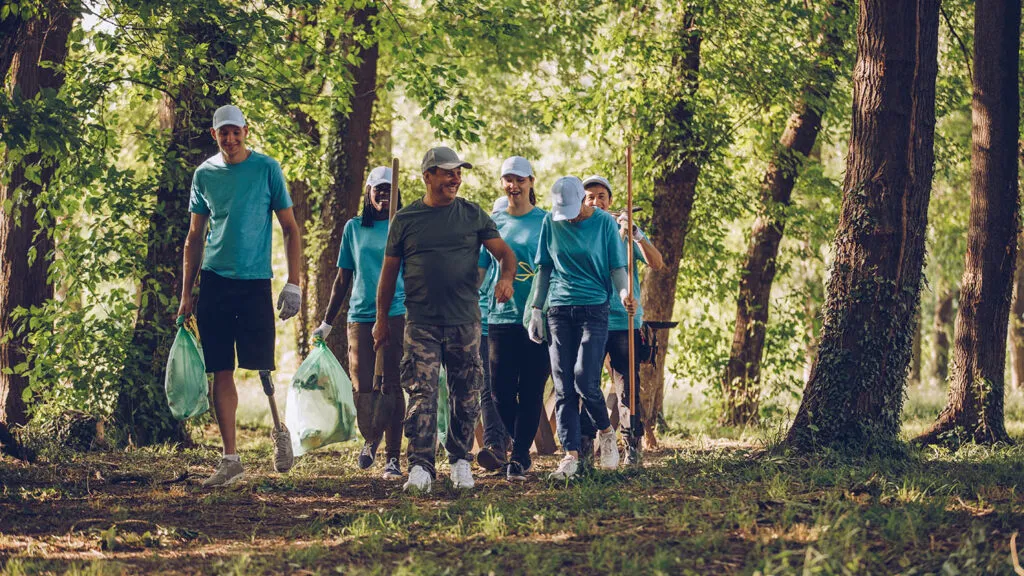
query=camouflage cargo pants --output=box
[402,322,484,478]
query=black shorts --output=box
[196,270,276,373]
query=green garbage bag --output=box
[286,338,357,457]
[522,275,550,343]
[437,365,450,446]
[164,316,209,420]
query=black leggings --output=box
[488,323,551,464]
[581,329,644,440]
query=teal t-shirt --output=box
[337,217,407,322]
[608,228,648,331]
[477,248,496,336]
[189,151,293,279]
[535,208,627,307]
[486,206,547,325]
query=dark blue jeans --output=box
[546,304,611,452]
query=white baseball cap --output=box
[550,176,585,221]
[492,196,509,213]
[366,166,393,189]
[501,156,534,178]
[582,175,612,195]
[212,105,246,130]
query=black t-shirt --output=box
[386,197,500,325]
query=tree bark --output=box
[0,2,73,428]
[933,287,954,381]
[917,0,1020,446]
[313,6,379,368]
[1009,231,1024,389]
[723,0,851,426]
[639,13,702,449]
[115,23,236,446]
[786,0,939,452]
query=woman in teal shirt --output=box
[481,157,551,481]
[314,166,406,480]
[529,176,636,480]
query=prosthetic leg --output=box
[260,370,294,472]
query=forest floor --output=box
[4,395,1024,575]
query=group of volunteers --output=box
[179,105,663,492]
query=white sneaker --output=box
[450,459,475,489]
[403,465,432,493]
[548,454,579,481]
[598,429,620,470]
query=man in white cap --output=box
[374,146,517,493]
[314,166,407,480]
[177,104,304,487]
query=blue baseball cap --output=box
[550,176,585,221]
[366,166,393,189]
[501,156,534,178]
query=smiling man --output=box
[177,104,303,487]
[373,146,517,493]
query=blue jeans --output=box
[546,304,611,452]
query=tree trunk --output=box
[639,13,702,449]
[786,0,939,452]
[917,0,1020,446]
[1009,231,1024,389]
[0,2,73,428]
[115,23,236,446]
[289,110,319,360]
[933,287,954,381]
[313,6,379,368]
[723,0,851,427]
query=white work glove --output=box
[312,321,332,340]
[527,308,545,344]
[277,283,301,320]
[617,213,643,242]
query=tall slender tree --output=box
[786,0,940,451]
[722,0,852,426]
[1008,231,1024,389]
[917,0,1020,446]
[313,5,379,367]
[1,1,74,429]
[639,12,703,447]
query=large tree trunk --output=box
[313,6,379,368]
[1009,231,1024,389]
[0,11,28,81]
[639,13,702,449]
[115,23,236,446]
[786,0,939,452]
[0,2,73,428]
[933,287,954,381]
[722,0,851,426]
[917,0,1020,446]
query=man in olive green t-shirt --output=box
[374,146,516,493]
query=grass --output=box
[3,389,1024,574]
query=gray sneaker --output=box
[272,426,294,473]
[203,458,244,487]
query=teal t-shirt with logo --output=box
[189,151,293,279]
[535,208,627,307]
[608,228,648,331]
[486,206,547,325]
[337,217,407,322]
